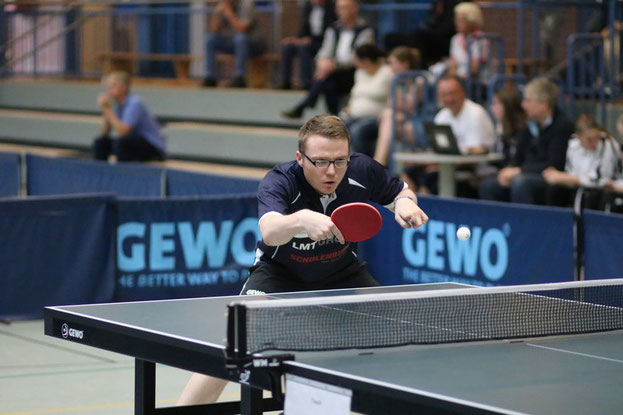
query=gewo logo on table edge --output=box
[61,323,84,340]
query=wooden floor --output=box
[0,141,84,159]
[150,159,268,179]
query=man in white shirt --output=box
[404,74,494,195]
[282,0,374,118]
[434,74,495,154]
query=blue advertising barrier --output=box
[0,152,19,197]
[0,195,116,319]
[27,155,163,197]
[359,196,576,287]
[115,194,260,301]
[167,169,260,196]
[583,210,623,280]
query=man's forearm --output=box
[102,107,131,136]
[259,212,306,246]
[100,117,111,135]
[222,7,248,33]
[395,188,418,204]
[209,13,222,32]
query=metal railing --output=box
[1,0,621,99]
[388,70,436,173]
[565,33,609,125]
[466,32,506,102]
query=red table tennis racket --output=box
[330,202,383,242]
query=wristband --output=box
[394,195,415,203]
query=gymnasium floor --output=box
[0,319,257,414]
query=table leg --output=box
[135,359,156,415]
[240,383,264,415]
[438,163,456,197]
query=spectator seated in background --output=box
[429,2,489,101]
[93,71,165,162]
[373,46,423,167]
[479,77,575,205]
[594,114,623,212]
[487,86,526,171]
[543,114,621,209]
[340,44,393,157]
[281,0,374,119]
[600,103,623,212]
[279,0,336,90]
[383,0,459,69]
[201,0,264,88]
[404,74,495,194]
[433,74,495,154]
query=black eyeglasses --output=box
[302,152,349,169]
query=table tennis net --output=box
[228,279,623,355]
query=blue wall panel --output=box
[0,195,116,319]
[583,210,623,279]
[0,152,19,197]
[27,155,162,197]
[167,169,259,196]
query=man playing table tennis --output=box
[177,113,428,406]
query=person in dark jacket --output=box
[479,78,574,204]
[279,0,336,90]
[384,0,460,68]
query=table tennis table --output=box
[44,281,623,415]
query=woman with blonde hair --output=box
[447,2,487,81]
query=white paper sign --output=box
[284,374,352,415]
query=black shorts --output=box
[240,261,379,295]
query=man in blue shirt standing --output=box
[177,114,429,406]
[93,71,166,162]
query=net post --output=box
[225,303,247,369]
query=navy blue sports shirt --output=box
[255,153,405,281]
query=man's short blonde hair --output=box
[106,71,132,88]
[298,114,350,153]
[454,2,484,29]
[524,77,559,111]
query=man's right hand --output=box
[298,209,345,244]
[214,1,227,14]
[314,58,336,80]
[259,209,345,246]
[97,92,111,108]
[498,167,521,187]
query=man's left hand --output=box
[97,93,112,109]
[394,198,428,229]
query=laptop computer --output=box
[423,123,461,155]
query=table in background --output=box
[393,152,503,197]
